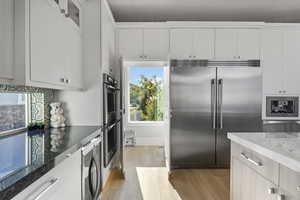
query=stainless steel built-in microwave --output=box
[266,96,299,117]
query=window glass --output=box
[129,66,164,122]
[0,93,27,133]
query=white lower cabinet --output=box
[231,142,300,200]
[231,158,276,200]
[13,150,81,200]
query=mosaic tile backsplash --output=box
[0,85,57,128]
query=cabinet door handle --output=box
[29,178,59,200]
[240,153,263,166]
[60,78,66,83]
[268,188,276,194]
[65,79,70,84]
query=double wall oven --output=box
[103,73,121,167]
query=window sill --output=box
[0,128,27,138]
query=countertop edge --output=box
[228,132,300,173]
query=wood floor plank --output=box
[101,146,230,200]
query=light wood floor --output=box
[101,146,230,200]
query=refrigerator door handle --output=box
[211,79,217,129]
[218,79,223,129]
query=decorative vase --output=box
[50,102,66,128]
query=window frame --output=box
[0,93,30,137]
[125,62,167,124]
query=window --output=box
[128,66,165,122]
[0,93,28,134]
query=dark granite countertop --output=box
[0,126,102,200]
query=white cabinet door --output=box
[170,29,193,59]
[262,30,284,94]
[13,150,82,200]
[254,171,277,200]
[283,30,300,94]
[231,158,277,200]
[0,0,13,80]
[232,158,255,200]
[238,29,261,60]
[193,29,215,59]
[143,29,169,60]
[64,0,83,89]
[118,29,143,59]
[30,0,66,86]
[101,1,115,74]
[215,29,237,60]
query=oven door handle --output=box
[88,158,99,198]
[106,85,120,91]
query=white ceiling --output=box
[107,0,300,22]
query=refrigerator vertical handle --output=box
[218,79,223,129]
[211,79,216,129]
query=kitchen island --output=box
[228,132,300,200]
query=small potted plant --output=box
[27,122,45,135]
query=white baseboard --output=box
[135,137,164,146]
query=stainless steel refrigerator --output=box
[170,60,262,169]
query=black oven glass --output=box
[266,96,299,117]
[105,124,117,167]
[271,100,294,113]
[107,91,116,113]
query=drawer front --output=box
[13,150,81,200]
[231,142,279,184]
[279,165,300,198]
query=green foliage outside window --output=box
[129,76,164,121]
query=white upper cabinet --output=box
[215,29,237,60]
[262,28,300,95]
[118,29,143,59]
[193,29,215,59]
[170,29,193,59]
[64,0,83,89]
[14,0,83,90]
[30,0,66,86]
[262,30,284,94]
[118,28,169,60]
[283,30,300,94]
[143,29,169,60]
[0,0,14,81]
[215,29,261,60]
[101,1,116,74]
[238,29,261,60]
[170,29,214,59]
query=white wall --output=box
[127,123,166,146]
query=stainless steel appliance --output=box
[82,136,102,200]
[170,60,262,168]
[103,73,121,167]
[266,96,299,117]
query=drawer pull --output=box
[240,153,263,167]
[29,178,59,200]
